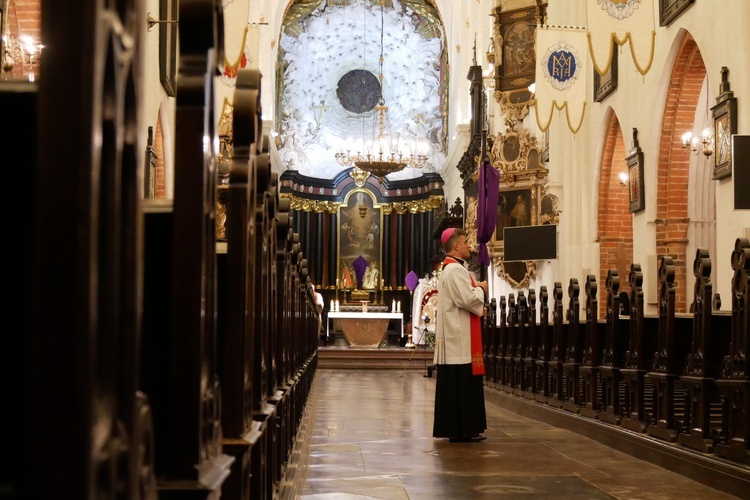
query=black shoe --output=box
[449,434,486,443]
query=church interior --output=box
[2,0,749,498]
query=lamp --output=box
[681,128,714,158]
[334,1,428,183]
[618,171,628,188]
[680,77,714,158]
[2,34,43,81]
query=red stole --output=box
[443,257,485,376]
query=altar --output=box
[326,311,404,348]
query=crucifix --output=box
[313,100,331,128]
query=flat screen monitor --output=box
[503,224,557,262]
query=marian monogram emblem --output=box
[541,41,581,92]
[597,0,642,20]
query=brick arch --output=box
[656,33,706,312]
[598,112,632,318]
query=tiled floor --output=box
[296,369,741,499]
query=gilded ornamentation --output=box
[539,188,561,225]
[216,185,228,241]
[492,252,537,288]
[496,91,531,125]
[281,193,442,215]
[350,167,371,187]
[488,124,546,187]
[465,196,478,253]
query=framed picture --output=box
[492,5,538,94]
[494,188,532,243]
[659,0,695,27]
[627,128,645,213]
[159,0,178,97]
[338,189,381,288]
[594,42,618,102]
[712,68,737,180]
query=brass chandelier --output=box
[334,0,428,183]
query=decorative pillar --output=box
[302,210,311,266]
[396,208,406,287]
[419,211,429,278]
[409,211,418,281]
[382,205,391,288]
[314,211,324,286]
[328,210,338,288]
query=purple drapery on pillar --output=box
[477,160,499,266]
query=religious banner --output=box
[586,0,655,76]
[534,26,588,135]
[221,0,251,82]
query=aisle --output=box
[295,370,738,499]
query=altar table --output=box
[326,311,404,348]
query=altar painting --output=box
[338,189,381,288]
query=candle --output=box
[392,299,396,312]
[381,279,384,288]
[330,300,334,310]
[397,301,401,313]
[335,300,340,311]
[336,278,339,288]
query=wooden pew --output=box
[502,294,517,393]
[522,290,539,398]
[216,69,263,500]
[646,256,692,442]
[598,270,630,425]
[562,279,584,413]
[513,292,529,396]
[620,264,659,433]
[679,249,732,453]
[534,287,552,403]
[144,3,236,496]
[715,238,750,464]
[485,298,499,389]
[495,296,508,388]
[580,275,607,419]
[548,283,566,408]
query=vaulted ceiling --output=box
[275,0,447,181]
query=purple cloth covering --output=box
[405,271,419,292]
[353,255,368,288]
[477,160,499,266]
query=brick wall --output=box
[655,34,705,312]
[598,113,633,317]
[4,0,42,80]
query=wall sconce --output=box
[2,34,43,81]
[681,128,714,158]
[618,171,629,188]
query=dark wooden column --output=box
[328,211,338,288]
[396,209,406,286]
[409,211,418,280]
[314,211,324,286]
[382,208,391,287]
[302,210,311,270]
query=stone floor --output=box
[294,369,741,500]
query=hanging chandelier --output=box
[334,0,428,183]
[680,77,714,158]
